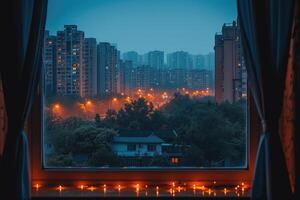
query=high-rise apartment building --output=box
[204,52,215,71]
[132,65,151,90]
[123,51,139,67]
[186,69,213,90]
[82,38,97,97]
[214,21,247,103]
[56,25,84,96]
[147,51,164,87]
[167,51,191,69]
[191,55,205,70]
[118,60,133,95]
[147,51,164,69]
[43,31,57,96]
[97,42,119,96]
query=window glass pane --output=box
[43,0,247,168]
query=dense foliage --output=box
[45,94,246,167]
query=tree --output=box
[103,109,117,128]
[45,115,119,167]
[116,98,154,130]
[46,153,73,167]
[183,145,205,166]
[95,113,102,127]
[149,110,167,130]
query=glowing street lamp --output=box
[52,103,61,113]
[86,100,92,106]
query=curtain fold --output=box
[237,0,295,199]
[0,0,47,199]
[295,2,300,199]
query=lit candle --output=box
[88,186,95,191]
[176,186,180,192]
[136,184,139,194]
[58,185,63,192]
[34,184,40,191]
[224,188,227,195]
[172,189,176,197]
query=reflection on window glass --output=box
[43,0,247,168]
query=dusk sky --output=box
[46,0,237,55]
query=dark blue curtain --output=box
[0,0,47,199]
[237,0,295,200]
[295,3,300,199]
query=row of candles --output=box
[33,181,249,197]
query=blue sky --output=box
[46,0,237,55]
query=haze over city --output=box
[46,0,237,55]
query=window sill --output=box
[31,184,251,199]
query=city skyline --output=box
[46,24,216,59]
[46,0,237,55]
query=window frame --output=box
[147,144,156,152]
[28,83,260,186]
[127,144,137,152]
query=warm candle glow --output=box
[58,185,63,192]
[30,181,250,197]
[34,184,40,191]
[177,186,182,192]
[88,186,96,191]
[224,188,227,195]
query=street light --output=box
[86,100,92,106]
